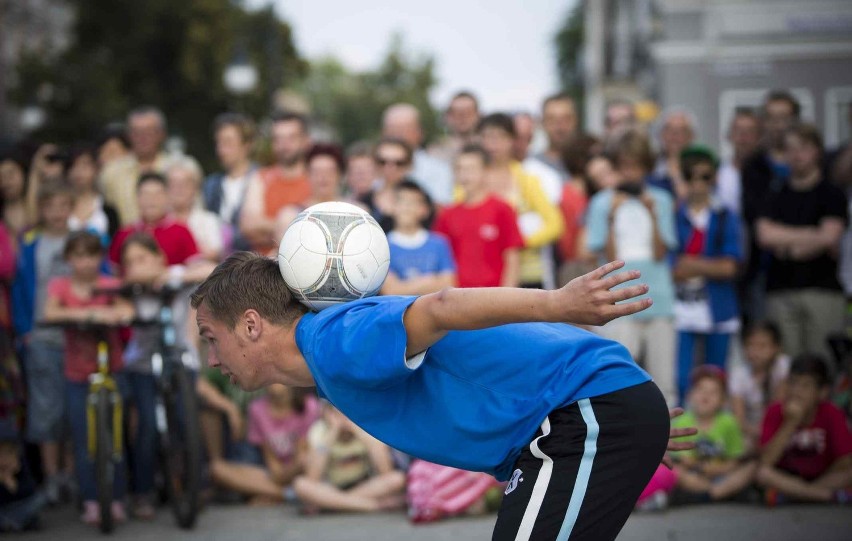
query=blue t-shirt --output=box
[388,230,455,280]
[295,296,650,480]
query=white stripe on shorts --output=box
[513,416,553,541]
[556,398,599,541]
[513,399,600,541]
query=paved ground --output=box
[6,503,852,540]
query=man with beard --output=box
[240,111,312,253]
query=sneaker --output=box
[81,501,100,525]
[44,477,61,506]
[764,488,786,507]
[132,496,156,520]
[636,490,669,512]
[111,501,127,523]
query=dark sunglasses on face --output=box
[687,172,713,182]
[377,157,409,167]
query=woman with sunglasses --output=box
[672,145,743,403]
[358,138,415,232]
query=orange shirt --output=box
[259,166,312,219]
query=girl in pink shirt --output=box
[209,384,318,503]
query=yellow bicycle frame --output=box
[87,342,123,460]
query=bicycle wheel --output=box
[160,364,202,529]
[94,388,115,534]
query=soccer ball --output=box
[277,201,390,311]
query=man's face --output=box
[128,113,165,159]
[346,156,376,197]
[661,114,694,155]
[375,143,411,186]
[728,115,761,160]
[445,96,479,137]
[513,115,534,161]
[137,181,169,224]
[605,103,635,136]
[271,120,309,167]
[542,99,577,149]
[216,124,250,171]
[764,99,797,145]
[197,304,266,391]
[166,168,198,211]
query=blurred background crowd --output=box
[1,0,851,533]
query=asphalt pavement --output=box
[6,502,852,541]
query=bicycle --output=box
[103,283,203,529]
[37,320,124,534]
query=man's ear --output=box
[243,309,263,341]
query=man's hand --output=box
[662,407,697,469]
[550,260,652,326]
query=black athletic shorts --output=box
[492,380,669,541]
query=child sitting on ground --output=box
[729,322,790,449]
[208,384,318,504]
[0,421,46,532]
[668,366,756,504]
[758,354,852,505]
[293,403,405,514]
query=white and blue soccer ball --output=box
[277,201,390,311]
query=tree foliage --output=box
[295,34,440,148]
[11,0,306,167]
[554,2,585,113]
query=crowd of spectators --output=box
[0,87,851,531]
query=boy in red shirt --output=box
[433,145,523,288]
[44,231,134,524]
[109,172,199,268]
[758,354,852,504]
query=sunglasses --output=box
[686,172,713,182]
[377,158,409,167]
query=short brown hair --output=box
[786,122,823,154]
[120,232,162,262]
[37,179,73,208]
[213,112,256,144]
[190,251,307,329]
[606,128,654,173]
[63,231,103,259]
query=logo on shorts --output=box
[505,469,524,495]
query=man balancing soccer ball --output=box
[193,252,694,541]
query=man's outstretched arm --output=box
[403,260,651,355]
